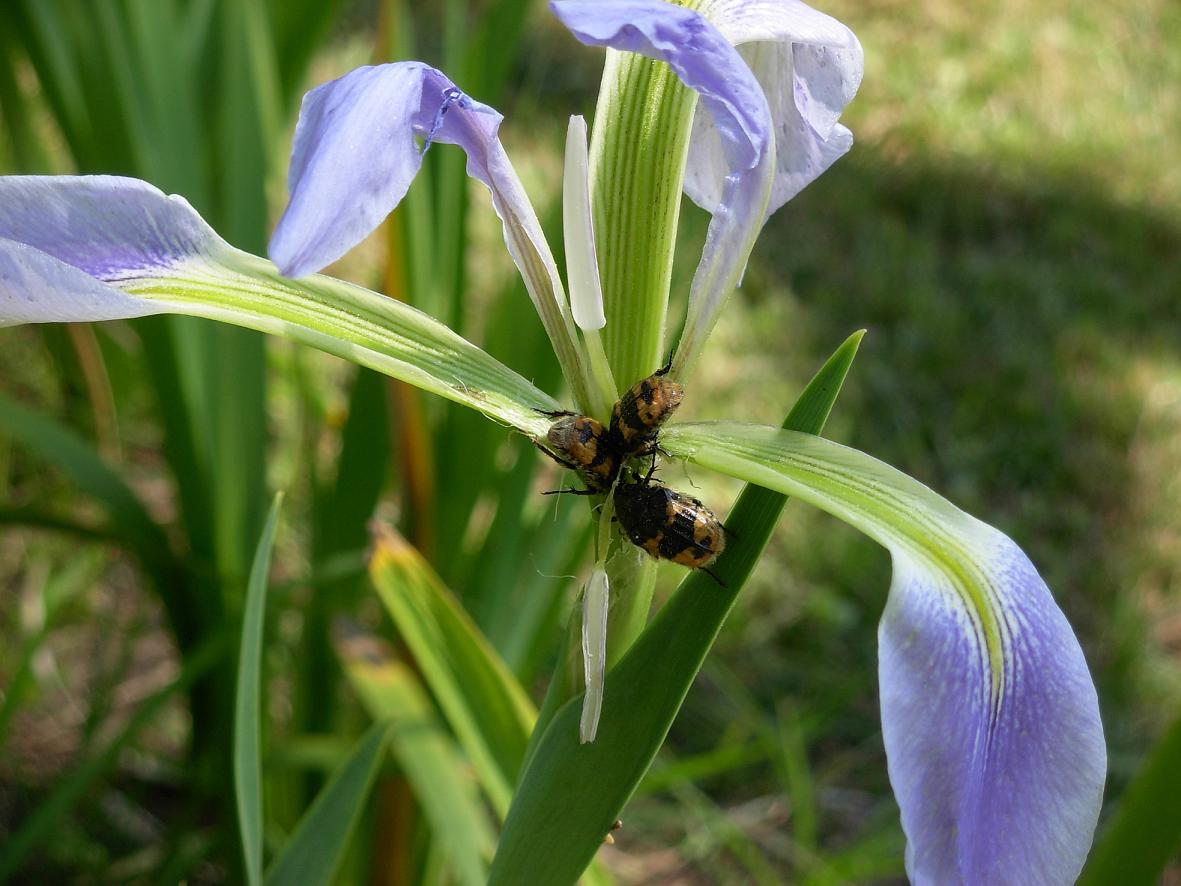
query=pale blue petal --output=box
[660,422,1107,886]
[687,0,863,216]
[269,63,503,278]
[0,236,163,326]
[0,175,221,280]
[882,532,1107,885]
[0,175,221,325]
[551,0,770,171]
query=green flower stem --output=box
[604,545,656,666]
[580,327,618,423]
[588,29,701,390]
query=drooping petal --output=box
[687,0,863,217]
[0,175,558,435]
[269,63,593,412]
[269,63,446,279]
[0,236,165,326]
[551,0,775,380]
[0,175,223,279]
[661,422,1107,886]
[0,175,221,325]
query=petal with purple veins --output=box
[660,421,1107,886]
[0,236,166,326]
[0,175,222,281]
[0,175,221,325]
[687,0,863,216]
[882,539,1107,885]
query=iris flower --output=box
[0,0,1104,882]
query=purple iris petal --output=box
[0,235,163,326]
[687,0,863,216]
[0,176,219,326]
[551,0,771,174]
[270,63,504,278]
[0,175,220,280]
[661,421,1107,885]
[882,536,1106,885]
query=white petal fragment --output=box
[563,115,606,331]
[661,422,1107,886]
[580,567,610,744]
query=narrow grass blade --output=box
[369,526,536,815]
[1078,706,1181,886]
[0,29,48,170]
[264,721,392,886]
[235,493,283,886]
[489,331,863,884]
[300,367,391,744]
[209,0,277,582]
[0,633,225,881]
[338,629,495,886]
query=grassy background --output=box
[2,0,1179,882]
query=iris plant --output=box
[0,0,1105,882]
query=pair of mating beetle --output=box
[538,364,726,578]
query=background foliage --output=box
[1,0,1179,882]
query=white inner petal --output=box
[563,115,607,331]
[580,567,610,743]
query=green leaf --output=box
[235,493,283,886]
[490,331,863,884]
[338,630,495,886]
[127,248,559,437]
[0,393,161,548]
[1078,706,1181,886]
[264,721,393,886]
[369,526,536,816]
[589,47,699,388]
